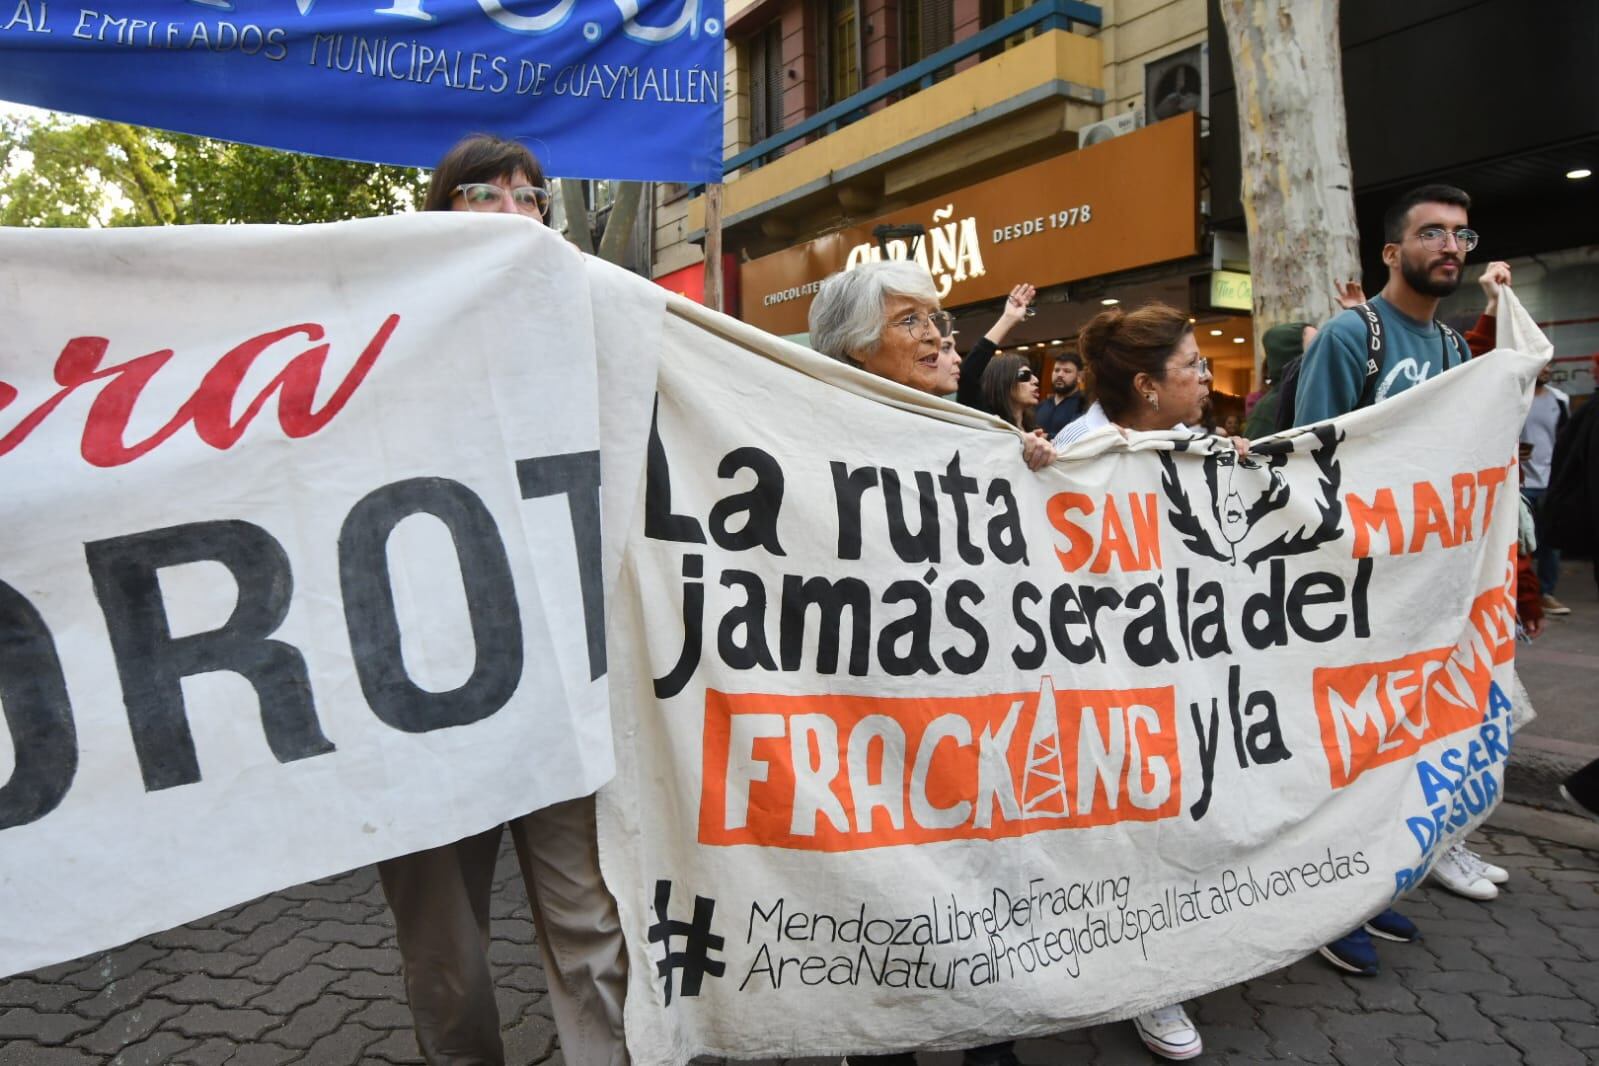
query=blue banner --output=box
[0,0,724,182]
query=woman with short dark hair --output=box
[376,134,629,1066]
[421,133,551,217]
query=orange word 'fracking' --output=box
[700,679,1181,851]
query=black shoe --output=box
[1562,756,1599,821]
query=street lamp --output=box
[874,223,926,259]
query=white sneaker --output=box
[1430,842,1499,900]
[1464,845,1509,884]
[1133,1004,1203,1061]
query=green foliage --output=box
[0,114,429,228]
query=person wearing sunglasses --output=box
[1294,184,1480,426]
[976,353,1043,432]
[377,133,631,1066]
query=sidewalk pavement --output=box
[1,812,1595,1066]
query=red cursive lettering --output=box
[0,315,401,467]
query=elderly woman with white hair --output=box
[809,260,1055,472]
[809,260,1042,1066]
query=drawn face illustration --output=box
[1211,450,1287,547]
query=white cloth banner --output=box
[0,216,658,978]
[601,296,1542,1063]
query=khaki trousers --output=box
[378,795,630,1066]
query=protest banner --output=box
[599,296,1540,1063]
[0,215,665,978]
[0,0,723,183]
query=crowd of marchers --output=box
[371,135,1599,1066]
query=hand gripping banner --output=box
[0,0,724,182]
[598,296,1542,1063]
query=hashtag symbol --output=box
[646,879,725,1005]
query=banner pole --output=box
[704,183,724,313]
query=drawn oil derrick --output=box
[1020,675,1070,818]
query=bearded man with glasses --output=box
[1294,184,1480,424]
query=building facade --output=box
[651,0,1262,412]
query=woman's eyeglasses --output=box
[1016,367,1038,383]
[455,183,551,217]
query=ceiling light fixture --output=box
[1232,337,1246,344]
[1209,329,1224,336]
[1567,168,1592,180]
[1100,297,1119,306]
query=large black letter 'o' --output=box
[0,581,77,830]
[339,478,523,733]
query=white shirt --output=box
[1052,401,1192,448]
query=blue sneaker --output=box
[1318,926,1379,976]
[1364,907,1420,943]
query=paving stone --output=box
[349,996,417,1031]
[366,1027,427,1063]
[0,1047,100,1065]
[214,895,300,935]
[258,992,361,1049]
[107,1030,198,1066]
[1477,992,1598,1023]
[1255,1004,1336,1062]
[1486,953,1580,997]
[223,1044,297,1066]
[300,919,394,948]
[166,1003,280,1041]
[60,945,169,991]
[156,974,271,1009]
[1352,978,1421,1014]
[326,969,409,1001]
[294,1022,385,1062]
[223,920,304,960]
[149,949,254,978]
[0,977,91,1012]
[234,938,329,984]
[1416,988,1500,1042]
[73,999,186,1055]
[1389,1038,1525,1065]
[72,968,180,1020]
[246,964,340,1014]
[1407,968,1513,995]
[0,1006,99,1043]
[1499,1017,1589,1065]
[169,1037,238,1065]
[1557,1021,1599,1049]
[316,943,403,974]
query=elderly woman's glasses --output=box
[893,310,955,339]
[455,183,551,216]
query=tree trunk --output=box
[1218,0,1360,378]
[595,181,644,265]
[559,179,594,254]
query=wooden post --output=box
[703,182,724,313]
[1218,0,1361,382]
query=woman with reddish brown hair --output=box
[375,133,629,1066]
[1053,301,1209,1061]
[1054,301,1214,450]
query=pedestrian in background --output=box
[1520,362,1572,615]
[977,352,1042,431]
[1034,351,1085,437]
[956,283,1037,410]
[1242,321,1313,438]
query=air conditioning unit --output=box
[1078,110,1142,149]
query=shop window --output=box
[748,21,785,144]
[902,0,954,67]
[816,0,860,109]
